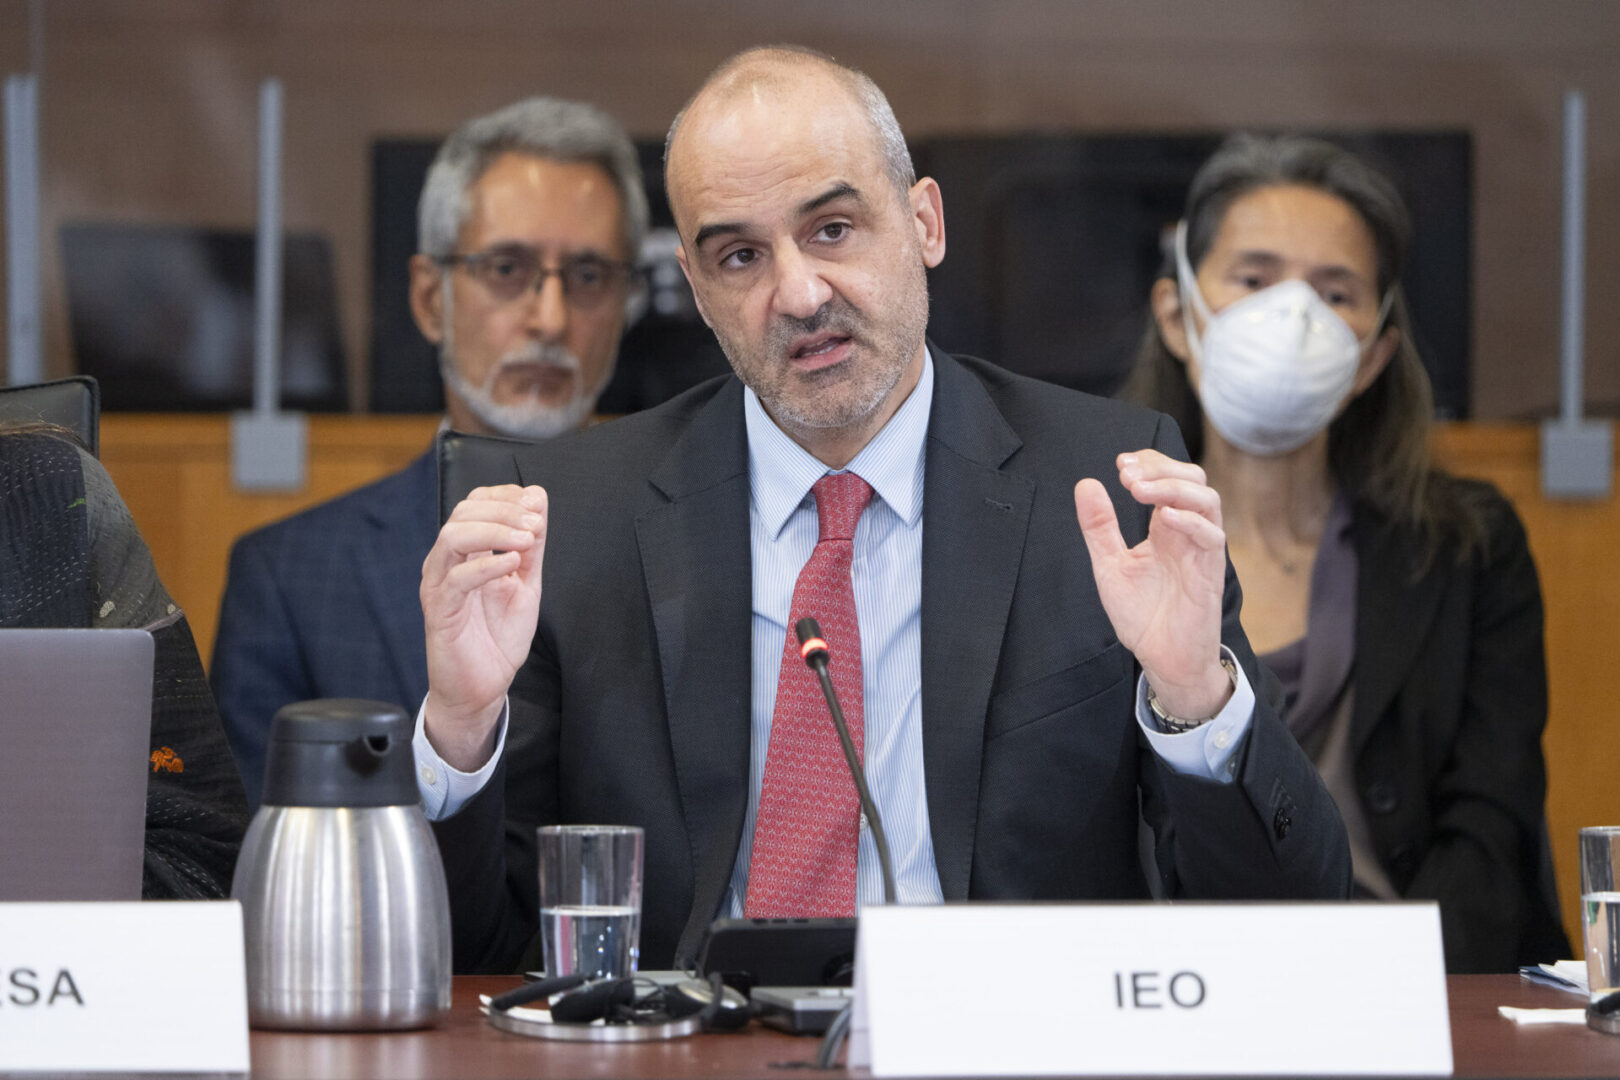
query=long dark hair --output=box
[1126,133,1484,562]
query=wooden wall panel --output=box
[98,414,439,663]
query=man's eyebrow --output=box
[693,221,747,250]
[799,182,863,216]
[473,243,625,270]
[690,184,866,251]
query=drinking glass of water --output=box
[1581,826,1620,1033]
[537,825,643,980]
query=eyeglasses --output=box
[434,245,641,309]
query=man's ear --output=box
[408,254,446,345]
[674,243,713,329]
[1151,277,1193,364]
[1352,324,1400,396]
[909,177,946,268]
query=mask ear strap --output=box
[1356,286,1399,350]
[1174,220,1213,360]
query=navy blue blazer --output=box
[212,450,438,809]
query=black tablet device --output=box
[695,917,857,992]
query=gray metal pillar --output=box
[231,78,307,491]
[4,73,42,385]
[1541,89,1612,498]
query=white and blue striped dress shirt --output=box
[725,351,942,913]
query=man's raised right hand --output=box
[420,484,547,772]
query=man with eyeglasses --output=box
[211,98,647,809]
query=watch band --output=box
[1147,656,1238,734]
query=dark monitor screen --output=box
[61,222,347,412]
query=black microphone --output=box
[795,616,897,906]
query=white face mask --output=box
[1174,221,1390,456]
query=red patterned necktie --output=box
[745,471,873,918]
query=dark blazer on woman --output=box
[1350,479,1568,972]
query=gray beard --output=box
[436,283,610,440]
[438,344,602,440]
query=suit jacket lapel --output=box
[1351,508,1445,755]
[920,353,1033,900]
[354,450,438,706]
[633,380,755,963]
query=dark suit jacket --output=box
[435,353,1352,971]
[212,450,438,809]
[1351,481,1569,972]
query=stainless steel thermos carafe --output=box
[232,699,452,1030]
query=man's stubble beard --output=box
[712,257,931,435]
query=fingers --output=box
[439,519,541,559]
[1078,449,1227,563]
[1117,451,1221,528]
[1118,449,1206,485]
[1150,504,1227,552]
[423,485,547,589]
[439,549,525,595]
[515,505,547,594]
[444,485,548,537]
[1073,478,1126,562]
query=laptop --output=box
[0,628,155,900]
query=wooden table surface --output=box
[247,974,1620,1078]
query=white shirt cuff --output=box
[1134,645,1254,784]
[412,697,510,820]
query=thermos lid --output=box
[260,699,419,808]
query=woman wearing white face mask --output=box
[1129,134,1566,974]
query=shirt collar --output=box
[745,348,934,539]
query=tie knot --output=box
[811,472,872,542]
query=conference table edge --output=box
[241,974,1620,1079]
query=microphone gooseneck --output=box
[794,616,897,906]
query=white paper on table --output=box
[1519,959,1590,994]
[1498,1006,1588,1025]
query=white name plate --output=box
[0,901,250,1074]
[851,902,1451,1077]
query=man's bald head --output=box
[658,43,944,468]
[664,46,915,207]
